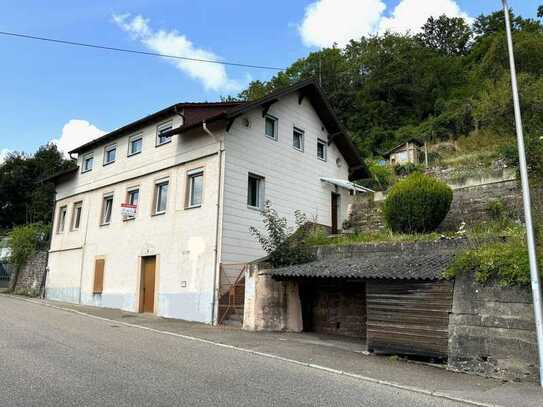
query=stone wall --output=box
[349,177,528,233]
[448,271,538,382]
[10,250,48,296]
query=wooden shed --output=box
[267,240,458,360]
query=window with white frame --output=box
[57,206,67,233]
[247,173,264,209]
[82,153,94,173]
[128,134,143,156]
[293,127,304,151]
[264,115,277,140]
[71,202,83,231]
[101,194,114,225]
[125,188,139,219]
[153,180,169,214]
[103,144,117,165]
[156,121,173,146]
[317,139,327,161]
[187,169,204,208]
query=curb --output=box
[5,294,503,407]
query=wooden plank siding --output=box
[366,280,453,359]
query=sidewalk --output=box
[11,295,543,407]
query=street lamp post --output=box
[501,0,543,387]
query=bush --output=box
[445,231,540,287]
[383,173,453,233]
[365,159,395,190]
[393,162,422,177]
[8,223,49,271]
[249,202,315,267]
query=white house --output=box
[45,80,367,324]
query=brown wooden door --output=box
[140,256,156,313]
[331,193,339,234]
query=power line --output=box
[0,30,286,71]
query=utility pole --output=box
[502,0,543,387]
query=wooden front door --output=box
[331,193,339,234]
[140,256,156,313]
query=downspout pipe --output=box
[203,121,224,325]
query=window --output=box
[264,115,277,140]
[154,181,169,214]
[57,206,67,233]
[101,194,114,225]
[103,144,116,165]
[187,169,204,208]
[127,188,139,206]
[128,134,143,156]
[71,202,83,231]
[317,139,327,161]
[247,173,264,209]
[156,121,173,146]
[124,188,139,220]
[82,153,94,173]
[293,127,304,151]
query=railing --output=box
[218,263,247,325]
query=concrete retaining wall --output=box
[243,264,303,332]
[448,272,538,382]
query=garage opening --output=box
[299,278,366,340]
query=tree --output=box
[473,9,542,37]
[0,144,75,229]
[418,15,473,56]
[538,5,543,19]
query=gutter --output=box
[202,121,224,325]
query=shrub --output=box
[250,202,315,267]
[8,223,49,270]
[383,173,453,233]
[393,162,422,177]
[365,159,395,190]
[445,233,539,287]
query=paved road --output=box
[0,296,468,407]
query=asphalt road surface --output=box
[0,296,469,407]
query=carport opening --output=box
[298,278,367,341]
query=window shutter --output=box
[93,259,105,294]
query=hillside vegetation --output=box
[234,8,543,172]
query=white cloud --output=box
[378,0,471,34]
[51,119,106,157]
[0,148,11,164]
[299,0,386,48]
[113,14,243,92]
[299,0,471,48]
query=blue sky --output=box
[0,0,539,157]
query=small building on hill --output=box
[383,138,425,166]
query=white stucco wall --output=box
[47,114,221,323]
[221,93,352,264]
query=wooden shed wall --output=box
[366,280,453,359]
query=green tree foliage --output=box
[418,15,473,56]
[249,201,315,267]
[236,7,543,163]
[383,173,453,233]
[0,144,75,229]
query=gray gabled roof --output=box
[267,248,456,280]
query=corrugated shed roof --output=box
[266,250,456,280]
